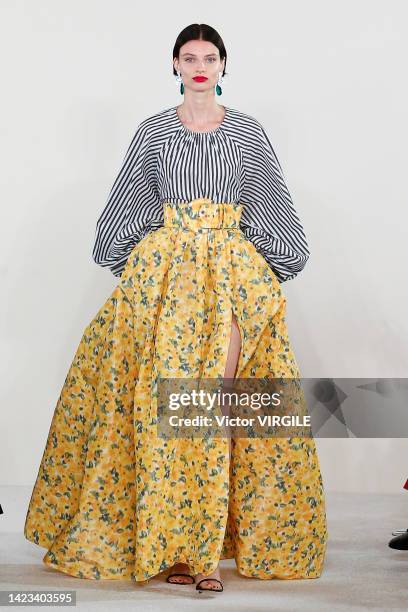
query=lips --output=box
[193,76,208,82]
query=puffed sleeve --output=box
[92,121,164,277]
[239,120,310,283]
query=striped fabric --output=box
[92,105,310,281]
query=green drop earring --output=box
[176,71,184,95]
[216,71,224,96]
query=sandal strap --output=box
[195,577,223,591]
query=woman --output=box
[24,23,328,593]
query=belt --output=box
[163,198,243,231]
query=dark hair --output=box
[172,24,228,77]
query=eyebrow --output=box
[181,53,218,57]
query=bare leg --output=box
[194,309,242,591]
[224,310,242,378]
[221,310,241,457]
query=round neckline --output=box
[174,105,229,135]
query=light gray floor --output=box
[1,490,407,611]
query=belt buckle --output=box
[206,205,224,229]
[200,203,224,230]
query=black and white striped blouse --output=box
[92,105,310,282]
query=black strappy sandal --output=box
[195,577,224,592]
[166,573,195,585]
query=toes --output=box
[198,579,222,591]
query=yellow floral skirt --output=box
[24,198,328,582]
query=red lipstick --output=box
[193,76,208,82]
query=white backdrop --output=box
[1,0,407,494]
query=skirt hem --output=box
[40,554,324,582]
[27,534,325,582]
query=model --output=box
[24,23,328,593]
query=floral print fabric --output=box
[24,198,328,582]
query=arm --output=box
[239,121,310,283]
[92,122,161,277]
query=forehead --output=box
[179,40,219,56]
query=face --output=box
[174,39,225,92]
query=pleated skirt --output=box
[24,198,328,582]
